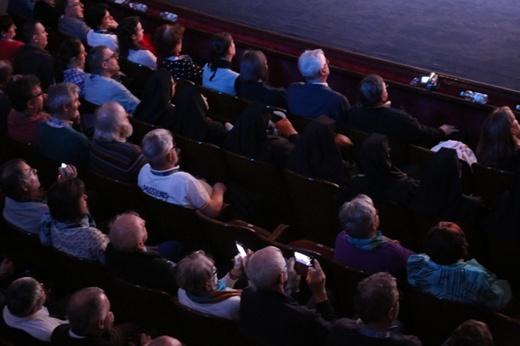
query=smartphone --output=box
[235,242,247,257]
[270,110,286,123]
[61,163,67,168]
[294,251,313,267]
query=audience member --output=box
[105,212,179,294]
[287,49,350,130]
[348,133,418,206]
[51,287,182,346]
[0,158,76,234]
[138,128,227,217]
[37,82,90,167]
[224,102,296,166]
[2,277,67,342]
[56,0,91,42]
[84,3,118,51]
[476,106,520,171]
[328,272,422,346]
[90,101,146,183]
[0,59,14,129]
[33,0,60,30]
[235,49,287,109]
[154,23,202,82]
[116,16,156,70]
[334,194,414,280]
[443,319,494,346]
[349,74,457,147]
[6,75,49,144]
[84,45,140,113]
[407,221,512,311]
[40,177,109,263]
[240,246,336,346]
[0,15,24,63]
[202,32,239,95]
[56,38,89,95]
[175,250,244,321]
[14,20,54,91]
[286,115,349,186]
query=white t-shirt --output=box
[86,31,118,51]
[128,49,157,70]
[138,164,210,209]
[3,306,67,342]
[202,63,239,96]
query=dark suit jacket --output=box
[14,45,55,91]
[287,82,350,130]
[349,106,445,148]
[239,286,336,346]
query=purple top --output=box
[334,230,414,279]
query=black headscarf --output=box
[133,68,175,128]
[286,116,346,186]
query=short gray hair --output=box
[94,101,132,141]
[338,194,377,238]
[245,246,286,290]
[6,277,43,317]
[297,49,326,80]
[47,82,79,116]
[141,128,173,166]
[87,45,108,74]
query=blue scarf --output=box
[346,231,389,251]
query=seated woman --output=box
[334,194,414,280]
[84,3,119,51]
[476,106,520,171]
[154,23,203,83]
[56,38,89,95]
[0,159,76,234]
[202,32,239,96]
[223,102,297,166]
[175,250,244,321]
[40,178,109,264]
[0,15,24,63]
[407,221,512,311]
[235,49,287,109]
[116,16,157,70]
[286,115,348,186]
[410,148,485,227]
[347,133,417,206]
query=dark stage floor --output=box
[165,0,520,91]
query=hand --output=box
[334,133,353,147]
[439,124,459,136]
[200,94,209,110]
[306,259,328,303]
[275,118,298,137]
[0,258,15,280]
[58,164,77,181]
[284,257,301,295]
[213,182,227,194]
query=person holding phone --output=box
[240,246,336,346]
[175,250,247,321]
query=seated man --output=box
[90,101,146,183]
[334,194,414,280]
[240,246,336,346]
[55,0,91,42]
[37,83,90,167]
[83,45,140,113]
[6,75,50,144]
[328,272,422,346]
[2,277,67,343]
[105,212,178,295]
[51,287,181,346]
[407,221,511,311]
[349,74,457,148]
[287,49,350,131]
[13,20,55,91]
[138,128,227,217]
[175,250,244,321]
[84,3,118,51]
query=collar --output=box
[308,81,329,87]
[356,318,397,339]
[68,329,87,339]
[47,117,72,128]
[150,166,180,176]
[346,231,389,250]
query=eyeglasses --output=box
[24,167,37,180]
[212,266,218,277]
[31,91,45,99]
[102,53,118,62]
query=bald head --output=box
[94,101,132,141]
[245,246,286,291]
[109,212,147,252]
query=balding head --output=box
[245,246,286,291]
[109,212,147,252]
[94,101,132,142]
[67,287,113,336]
